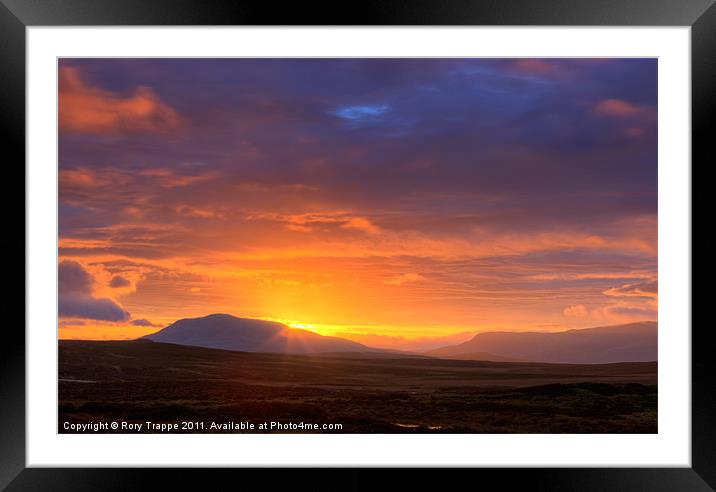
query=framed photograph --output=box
[4,0,709,489]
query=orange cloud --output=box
[383,273,425,286]
[603,281,658,299]
[594,98,654,120]
[59,168,100,187]
[531,271,655,281]
[139,168,214,188]
[340,217,381,234]
[563,279,657,324]
[247,211,382,235]
[59,66,182,135]
[563,304,589,318]
[59,167,133,189]
[512,59,558,75]
[175,205,224,219]
[286,223,313,233]
[590,301,657,323]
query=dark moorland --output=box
[59,340,657,433]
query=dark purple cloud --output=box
[59,295,130,322]
[109,275,130,288]
[58,259,93,294]
[58,260,130,321]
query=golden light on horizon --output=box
[286,322,318,332]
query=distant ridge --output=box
[141,313,384,354]
[426,321,657,364]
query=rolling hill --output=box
[426,321,657,364]
[141,313,382,354]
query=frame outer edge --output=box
[692,2,716,489]
[0,0,715,26]
[2,468,716,491]
[2,0,710,488]
[0,1,26,491]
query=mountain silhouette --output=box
[142,313,381,354]
[426,321,657,363]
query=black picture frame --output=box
[2,0,708,489]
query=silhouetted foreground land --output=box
[59,340,657,433]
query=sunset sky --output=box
[58,58,657,349]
